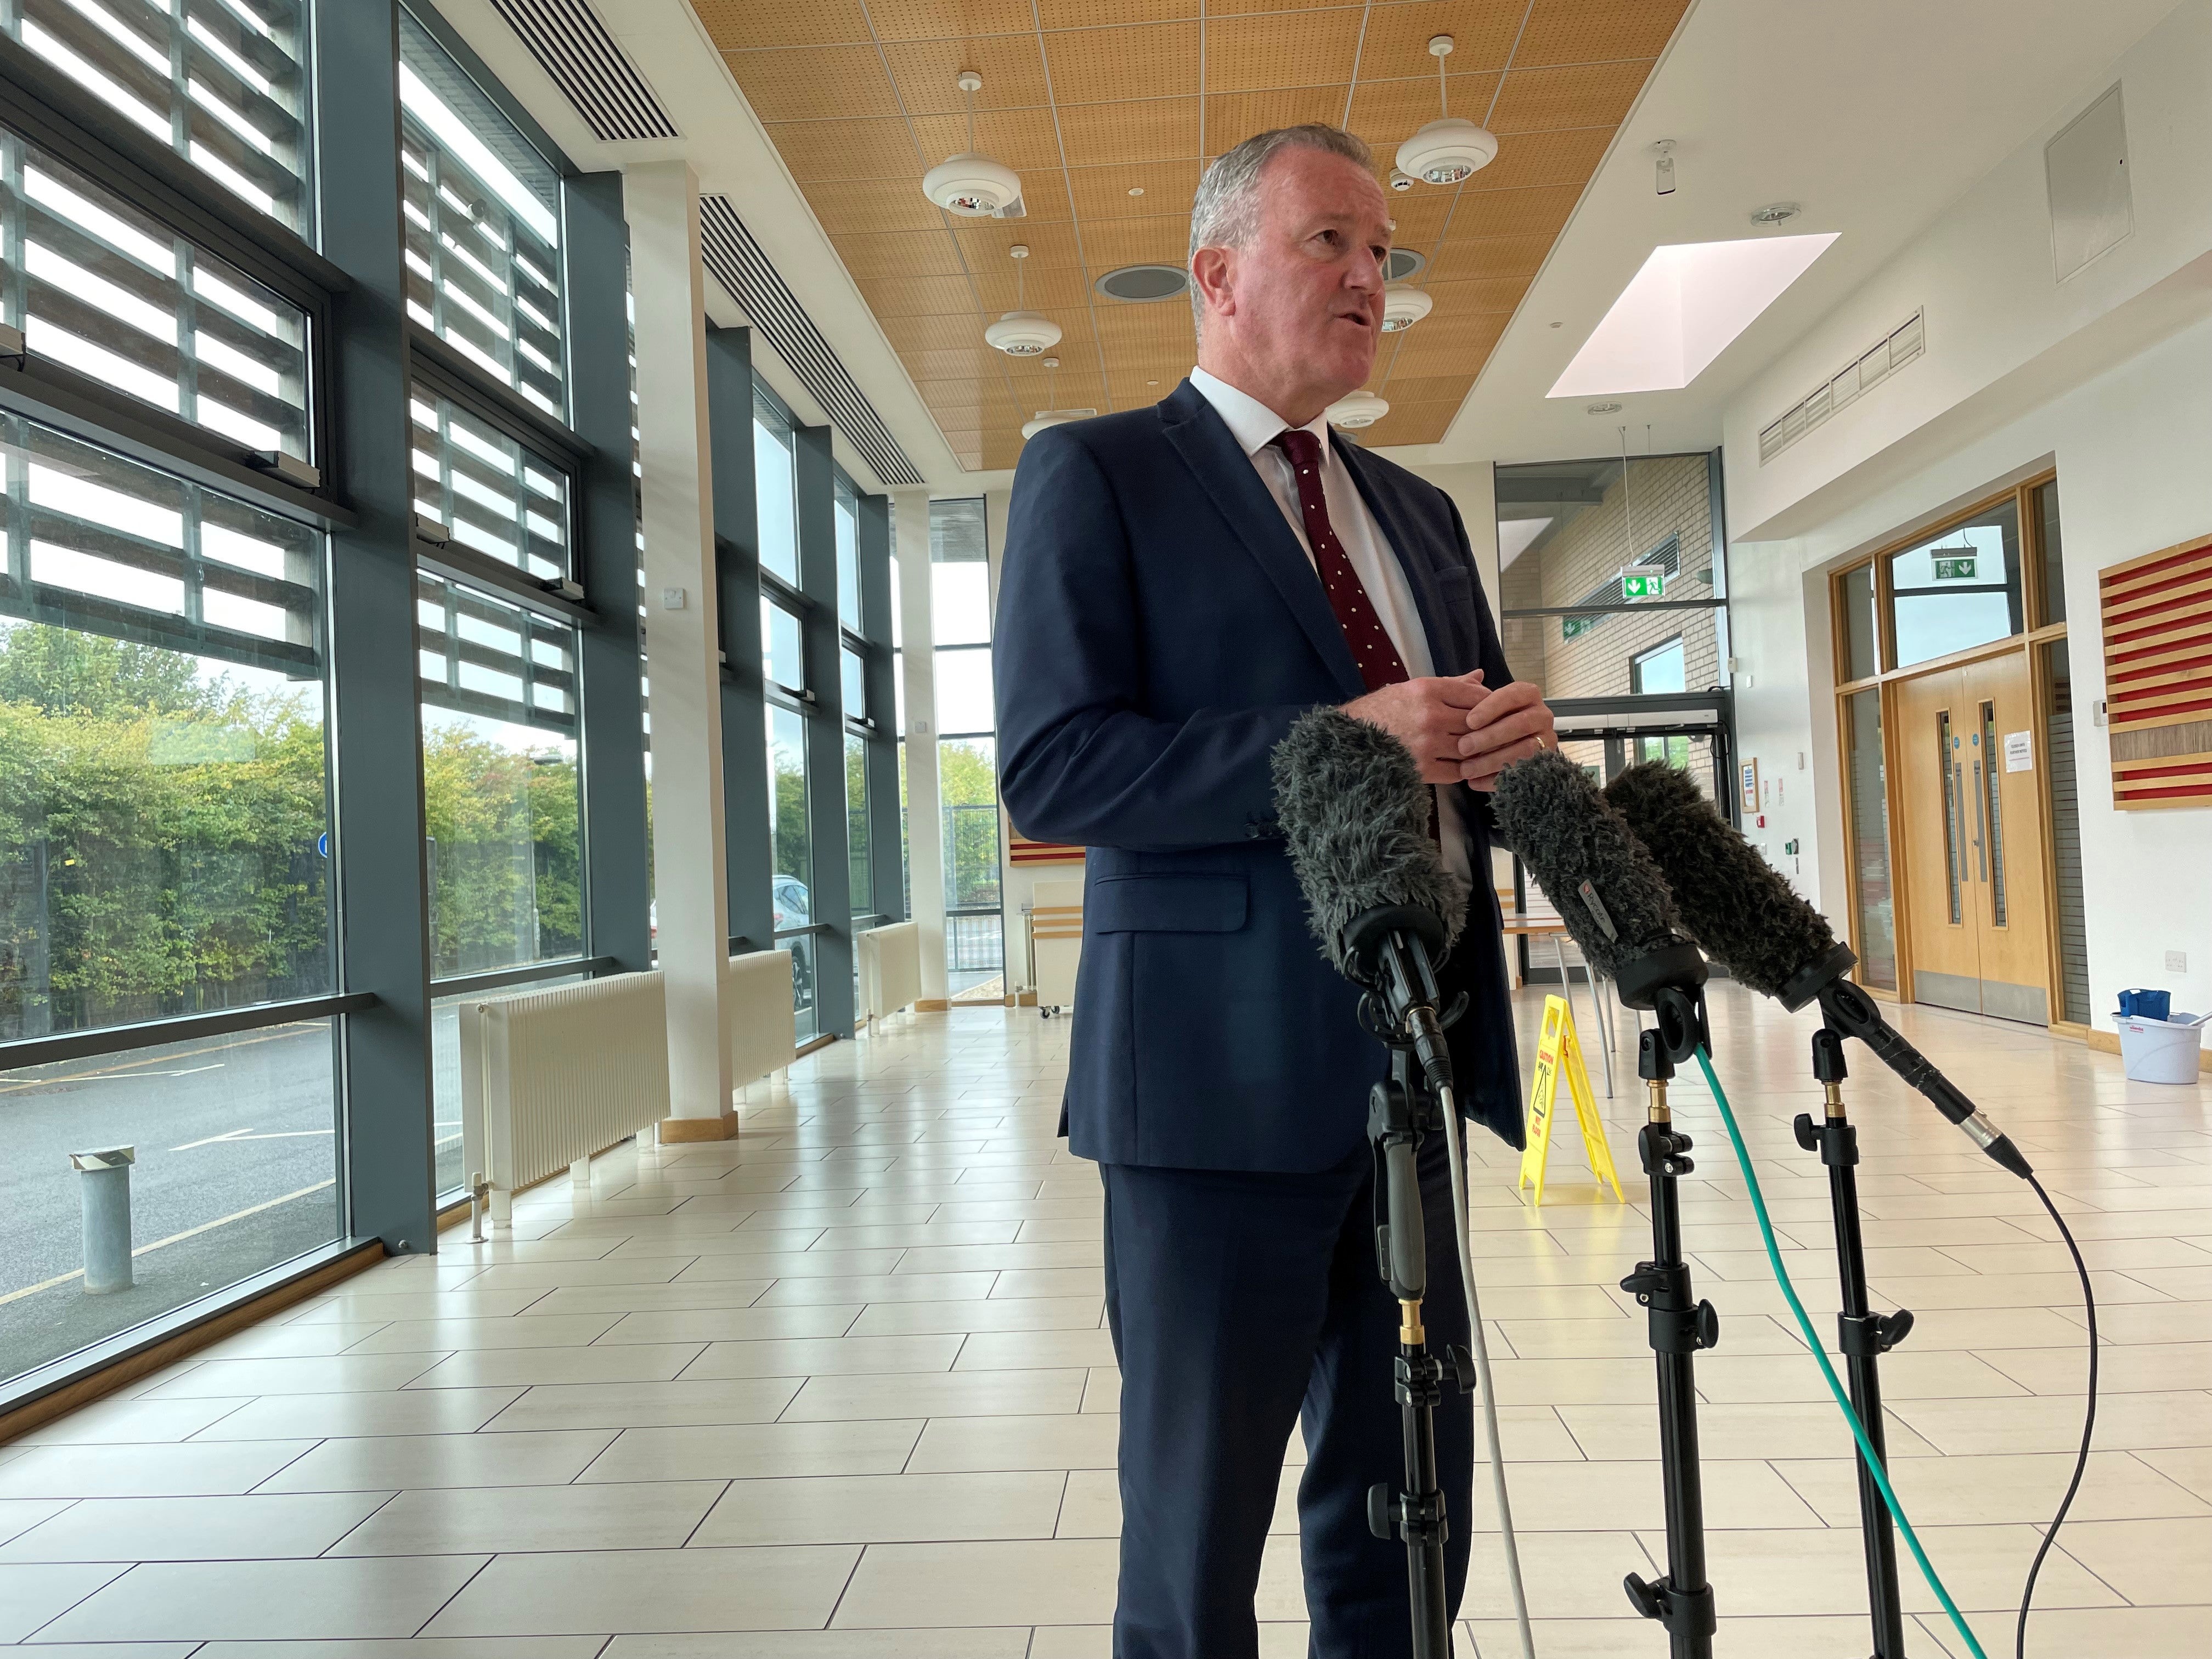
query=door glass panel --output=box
[1939,710,1962,926]
[2034,479,2065,627]
[1839,564,1879,680]
[2040,640,2090,1022]
[1981,702,2007,927]
[1846,689,1895,990]
[1889,500,2022,669]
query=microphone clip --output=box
[1611,939,1711,1064]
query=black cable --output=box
[2016,1173,2098,1659]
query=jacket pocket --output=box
[1087,873,1248,933]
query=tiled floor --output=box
[2,985,2207,1657]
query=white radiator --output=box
[858,922,920,1021]
[1030,877,1084,1013]
[460,972,670,1224]
[727,948,795,1092]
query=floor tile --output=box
[831,1538,1118,1627]
[254,1430,616,1492]
[782,1367,1087,1421]
[8,1398,253,1447]
[0,1562,127,1641]
[329,1480,725,1555]
[185,1389,524,1441]
[137,1355,443,1398]
[421,1545,858,1635]
[0,1493,391,1562]
[845,1297,1104,1338]
[399,1344,707,1389]
[692,1470,1068,1545]
[2048,1516,2212,1605]
[682,1334,962,1379]
[33,1556,489,1640]
[602,1634,1029,1658]
[578,1419,924,1481]
[338,1314,623,1354]
[0,1442,317,1500]
[193,1641,605,1659]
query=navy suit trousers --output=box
[1102,1131,1474,1659]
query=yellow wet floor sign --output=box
[1518,994,1624,1206]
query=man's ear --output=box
[1190,245,1235,321]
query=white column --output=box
[982,487,1020,999]
[896,490,947,1006]
[629,160,736,1135]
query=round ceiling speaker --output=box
[1380,283,1432,333]
[923,152,1022,216]
[1395,118,1498,186]
[1382,247,1426,281]
[984,310,1062,356]
[1094,264,1189,303]
[1325,390,1390,429]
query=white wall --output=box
[1721,0,2212,1020]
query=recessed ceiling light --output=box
[1325,390,1390,428]
[1146,379,1159,386]
[1127,185,1144,196]
[1750,201,1802,225]
[1585,402,1622,414]
[1548,233,1839,398]
[1549,320,1562,329]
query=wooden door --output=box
[1962,652,2051,1023]
[1896,669,1983,1014]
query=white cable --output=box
[1440,1085,1537,1659]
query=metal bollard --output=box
[70,1146,137,1294]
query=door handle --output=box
[1971,760,1987,883]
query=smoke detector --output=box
[1380,283,1432,332]
[984,244,1061,357]
[1022,357,1096,438]
[1388,168,1415,193]
[1396,38,1497,185]
[923,73,1023,217]
[1325,390,1390,428]
[1750,201,1802,226]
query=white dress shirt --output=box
[1188,366,1472,883]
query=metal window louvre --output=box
[409,382,572,587]
[1,125,312,463]
[9,0,313,233]
[415,568,578,736]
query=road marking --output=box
[0,1179,338,1307]
[0,1023,317,1095]
[64,1063,228,1085]
[171,1127,336,1151]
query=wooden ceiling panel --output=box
[1488,60,1654,134]
[723,46,897,122]
[1207,86,1351,148]
[802,178,950,236]
[1205,10,1365,94]
[1358,1,1528,77]
[865,0,1036,41]
[883,35,1054,113]
[709,0,1685,465]
[1516,0,1694,69]
[1068,159,1201,221]
[1046,24,1202,105]
[690,0,871,49]
[1055,96,1201,167]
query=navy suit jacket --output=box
[994,379,1524,1174]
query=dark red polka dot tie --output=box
[1272,427,1409,694]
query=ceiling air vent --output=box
[1758,310,1925,466]
[1095,265,1188,303]
[488,0,679,143]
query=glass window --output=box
[1629,637,1685,695]
[762,598,804,693]
[1845,687,1895,990]
[399,9,563,417]
[935,647,995,736]
[410,386,571,582]
[841,645,866,723]
[1888,500,2022,670]
[835,485,861,632]
[416,574,582,978]
[754,401,797,585]
[766,704,810,914]
[0,415,330,1037]
[1494,455,1723,699]
[846,731,871,915]
[6,0,314,232]
[889,552,902,648]
[3,1019,339,1393]
[1839,563,1879,681]
[2034,479,2065,627]
[0,129,312,461]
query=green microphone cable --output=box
[1690,1046,1988,1659]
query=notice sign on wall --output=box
[2005,730,2033,772]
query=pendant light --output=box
[922,72,1023,216]
[1326,390,1391,428]
[1381,284,1433,332]
[985,244,1062,357]
[1396,36,1498,185]
[1022,357,1095,439]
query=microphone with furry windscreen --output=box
[1604,761,2032,1179]
[1272,706,1466,1090]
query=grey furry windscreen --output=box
[1489,749,1683,980]
[1271,707,1469,969]
[1604,760,1837,997]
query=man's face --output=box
[1216,149,1391,403]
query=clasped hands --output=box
[1342,670,1558,791]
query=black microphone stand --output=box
[1347,907,1471,1659]
[1795,1028,1914,1658]
[1613,951,1720,1659]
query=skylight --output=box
[1549,234,1839,399]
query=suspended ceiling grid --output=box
[692,0,1690,471]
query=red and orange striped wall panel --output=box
[1009,833,1085,864]
[2100,534,2212,810]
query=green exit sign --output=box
[1621,572,1664,599]
[1933,555,1977,582]
[1562,615,1596,641]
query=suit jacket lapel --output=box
[1158,381,1364,700]
[1335,434,1470,678]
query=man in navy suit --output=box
[995,125,1557,1658]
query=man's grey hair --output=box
[1188,125,1373,331]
